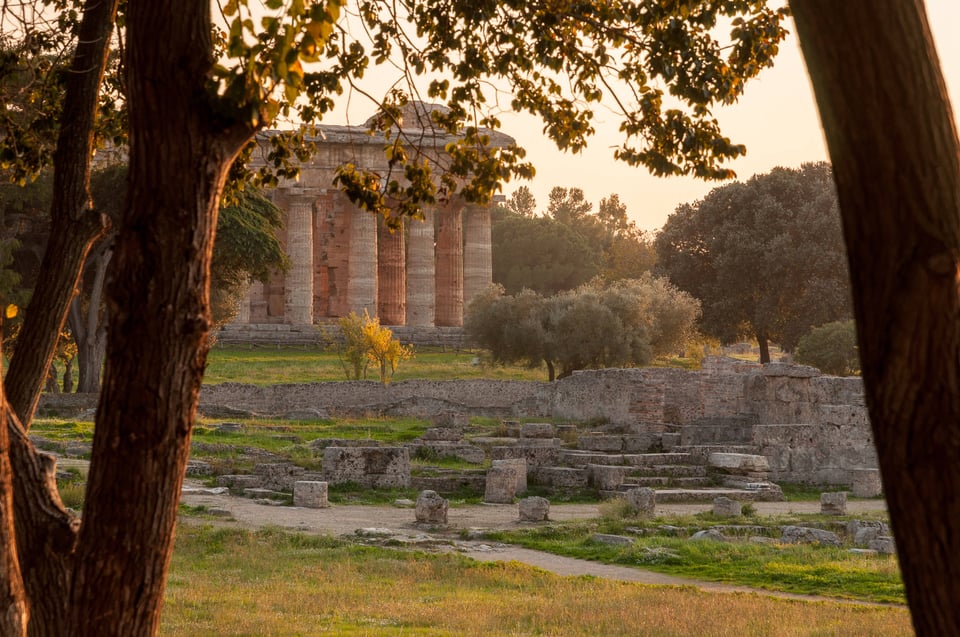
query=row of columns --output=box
[240,190,492,327]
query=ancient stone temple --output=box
[230,103,506,331]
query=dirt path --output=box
[180,484,894,607]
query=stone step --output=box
[628,464,708,478]
[623,453,697,467]
[623,476,713,489]
[672,445,761,462]
[623,477,714,489]
[651,487,784,503]
[558,450,625,467]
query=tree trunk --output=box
[792,2,960,633]
[0,363,27,636]
[757,333,770,364]
[65,1,255,634]
[69,245,112,394]
[3,0,117,427]
[0,0,120,634]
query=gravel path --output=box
[179,484,894,606]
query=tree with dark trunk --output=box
[791,1,960,633]
[655,162,852,362]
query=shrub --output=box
[795,320,859,376]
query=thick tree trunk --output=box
[0,367,27,636]
[66,2,255,634]
[756,333,770,364]
[792,2,960,634]
[3,0,117,427]
[0,1,120,635]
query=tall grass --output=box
[162,526,912,636]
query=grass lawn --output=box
[204,345,549,384]
[485,514,903,605]
[162,525,911,636]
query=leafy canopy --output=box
[2,0,789,222]
[655,162,852,359]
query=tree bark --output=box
[0,1,120,634]
[69,244,112,394]
[792,1,960,633]
[65,1,255,634]
[3,0,117,427]
[756,333,770,364]
[0,366,27,636]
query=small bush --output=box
[794,320,859,376]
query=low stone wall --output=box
[215,323,467,349]
[37,358,877,486]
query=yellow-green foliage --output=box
[163,526,911,636]
[335,310,413,383]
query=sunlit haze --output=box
[501,0,960,232]
[322,1,960,233]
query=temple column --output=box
[347,206,378,316]
[235,280,252,323]
[377,215,406,324]
[284,198,314,325]
[406,208,435,326]
[435,202,464,327]
[463,203,492,311]
[248,281,267,321]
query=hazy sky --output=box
[496,1,960,232]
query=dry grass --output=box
[162,526,912,636]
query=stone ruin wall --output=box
[192,358,876,485]
[39,358,876,486]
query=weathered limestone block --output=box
[186,460,214,477]
[415,490,449,525]
[293,481,329,508]
[421,427,465,441]
[578,434,624,452]
[708,452,770,475]
[625,487,656,517]
[492,458,527,493]
[490,443,559,471]
[217,474,263,490]
[869,536,896,555]
[415,442,485,464]
[520,422,555,439]
[431,412,470,428]
[484,466,518,503]
[253,462,309,492]
[321,446,411,488]
[588,464,627,491]
[850,468,883,498]
[558,451,623,467]
[533,467,588,490]
[713,496,742,517]
[848,520,890,547]
[518,496,550,522]
[820,491,848,515]
[622,433,658,453]
[781,526,842,547]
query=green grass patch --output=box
[485,516,903,605]
[163,525,910,636]
[204,345,549,384]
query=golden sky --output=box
[503,1,960,232]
